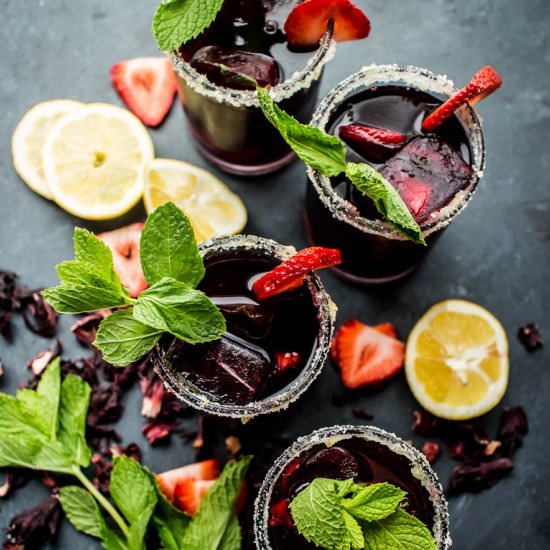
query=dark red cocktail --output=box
[154,235,334,418]
[305,64,485,284]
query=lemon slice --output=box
[12,99,83,199]
[405,299,509,420]
[143,158,247,242]
[43,103,154,220]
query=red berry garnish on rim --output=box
[422,66,502,132]
[275,351,302,373]
[111,57,177,127]
[252,247,342,301]
[284,0,371,48]
[339,124,406,163]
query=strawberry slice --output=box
[174,479,216,515]
[98,223,148,298]
[156,459,220,503]
[252,247,342,301]
[335,320,404,389]
[284,0,370,47]
[422,66,502,132]
[339,124,406,163]
[275,351,301,373]
[110,57,177,127]
[374,322,398,339]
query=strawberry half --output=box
[98,223,148,298]
[252,247,342,301]
[111,57,177,127]
[275,351,301,373]
[284,0,370,47]
[156,459,220,503]
[174,479,216,515]
[422,66,502,132]
[339,124,406,163]
[334,320,404,389]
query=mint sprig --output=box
[257,88,426,245]
[42,201,226,367]
[289,477,437,550]
[153,0,224,51]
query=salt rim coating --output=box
[152,234,336,420]
[308,64,486,241]
[253,424,451,550]
[169,30,335,109]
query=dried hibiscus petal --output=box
[71,311,109,347]
[3,495,61,548]
[22,292,57,337]
[497,405,528,457]
[448,458,513,494]
[517,323,543,351]
[352,407,374,421]
[111,442,142,463]
[412,410,439,436]
[0,269,17,335]
[421,441,441,464]
[61,357,99,388]
[91,453,113,493]
[0,469,28,499]
[140,369,167,419]
[142,420,178,445]
[27,340,63,376]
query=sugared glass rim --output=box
[169,27,335,109]
[152,235,336,420]
[253,424,451,549]
[308,63,486,241]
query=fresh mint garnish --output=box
[153,0,225,51]
[42,201,227,367]
[257,88,425,244]
[289,477,437,550]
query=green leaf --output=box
[133,277,226,344]
[342,510,365,549]
[60,485,106,539]
[153,0,224,51]
[58,374,92,467]
[345,162,426,245]
[181,455,252,550]
[342,482,406,522]
[140,201,205,288]
[362,508,438,550]
[42,285,133,314]
[35,356,61,439]
[94,309,163,367]
[257,88,347,177]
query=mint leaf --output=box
[181,455,252,550]
[342,482,406,522]
[257,88,347,177]
[362,508,438,550]
[133,277,226,344]
[60,485,106,539]
[153,0,224,51]
[94,309,163,367]
[342,510,365,549]
[345,162,426,245]
[140,201,205,288]
[42,285,132,314]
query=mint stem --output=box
[71,464,130,538]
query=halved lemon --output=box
[143,158,247,242]
[12,99,83,199]
[43,103,154,220]
[405,299,509,420]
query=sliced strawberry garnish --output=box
[156,459,220,503]
[110,57,177,127]
[339,124,406,163]
[422,66,502,132]
[374,322,398,339]
[253,247,341,301]
[275,352,301,373]
[335,320,404,389]
[284,0,370,47]
[98,223,148,298]
[174,479,216,515]
[269,499,294,527]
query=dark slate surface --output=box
[0,0,548,548]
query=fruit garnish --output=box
[405,299,509,420]
[156,459,220,503]
[111,57,177,127]
[143,158,247,243]
[284,0,371,47]
[334,319,405,389]
[275,351,301,373]
[252,247,342,301]
[98,223,147,298]
[422,66,502,132]
[374,322,398,339]
[11,100,83,200]
[339,124,406,163]
[174,479,217,515]
[42,103,154,220]
[269,499,294,527]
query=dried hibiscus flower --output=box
[448,458,514,494]
[421,442,441,464]
[352,407,374,421]
[497,406,528,457]
[27,340,62,376]
[70,311,109,347]
[0,269,17,335]
[140,368,168,418]
[142,420,178,445]
[0,469,28,499]
[21,292,57,337]
[517,323,543,351]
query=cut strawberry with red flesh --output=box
[373,322,398,339]
[339,124,406,163]
[111,57,177,127]
[253,247,341,301]
[335,320,404,389]
[156,459,220,503]
[275,351,301,373]
[174,479,216,515]
[98,223,148,298]
[284,0,370,47]
[422,66,502,132]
